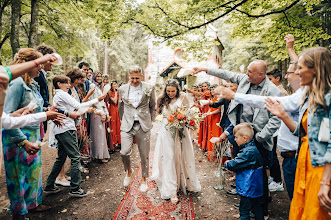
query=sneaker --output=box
[233,202,240,209]
[227,189,238,195]
[268,181,284,192]
[268,177,274,185]
[69,188,88,198]
[123,169,134,187]
[44,185,61,194]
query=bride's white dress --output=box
[151,96,201,199]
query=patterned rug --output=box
[113,161,195,219]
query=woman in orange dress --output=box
[266,47,331,220]
[103,76,115,152]
[108,81,121,149]
[203,85,222,161]
[188,82,211,150]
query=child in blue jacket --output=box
[225,123,264,220]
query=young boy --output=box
[44,75,106,197]
[225,123,264,220]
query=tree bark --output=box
[10,0,21,56]
[28,0,39,47]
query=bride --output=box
[151,79,201,204]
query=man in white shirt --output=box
[118,65,156,192]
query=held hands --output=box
[265,98,287,118]
[191,67,207,76]
[284,34,295,50]
[23,141,40,155]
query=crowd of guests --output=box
[187,34,331,220]
[0,33,330,220]
[0,44,125,219]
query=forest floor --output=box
[0,122,290,219]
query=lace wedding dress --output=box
[151,95,201,199]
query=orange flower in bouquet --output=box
[165,106,201,139]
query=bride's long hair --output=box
[158,79,181,114]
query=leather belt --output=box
[281,151,296,158]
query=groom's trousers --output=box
[120,121,151,177]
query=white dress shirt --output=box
[52,89,99,135]
[128,83,143,121]
[2,112,47,129]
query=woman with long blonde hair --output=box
[266,47,331,219]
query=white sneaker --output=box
[55,179,70,187]
[268,181,284,192]
[268,177,274,185]
[123,169,133,187]
[139,183,148,193]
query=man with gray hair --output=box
[118,65,156,192]
[193,60,282,218]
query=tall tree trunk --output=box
[28,0,39,47]
[10,0,21,56]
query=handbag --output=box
[318,118,329,142]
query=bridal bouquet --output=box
[165,106,200,139]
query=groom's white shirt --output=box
[128,83,143,121]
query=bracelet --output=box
[17,139,28,148]
[320,180,331,186]
[64,111,69,117]
[33,60,39,67]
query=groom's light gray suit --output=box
[118,81,156,177]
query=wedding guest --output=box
[45,75,106,197]
[3,48,51,218]
[267,69,288,96]
[66,69,88,155]
[87,67,93,82]
[108,81,121,149]
[266,47,331,219]
[89,72,110,163]
[203,84,222,161]
[35,44,55,135]
[103,74,110,85]
[225,123,264,220]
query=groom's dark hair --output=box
[129,65,142,75]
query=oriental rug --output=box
[113,157,195,220]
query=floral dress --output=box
[2,78,43,215]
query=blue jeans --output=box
[282,157,297,200]
[239,196,264,220]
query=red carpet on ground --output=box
[113,158,195,219]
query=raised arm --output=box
[284,34,298,62]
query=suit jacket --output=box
[207,69,282,151]
[118,82,156,132]
[35,70,50,107]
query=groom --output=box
[118,65,156,192]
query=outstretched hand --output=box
[219,86,235,100]
[192,67,207,76]
[10,106,33,117]
[265,98,286,118]
[36,54,58,65]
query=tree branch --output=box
[0,32,10,49]
[233,0,300,18]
